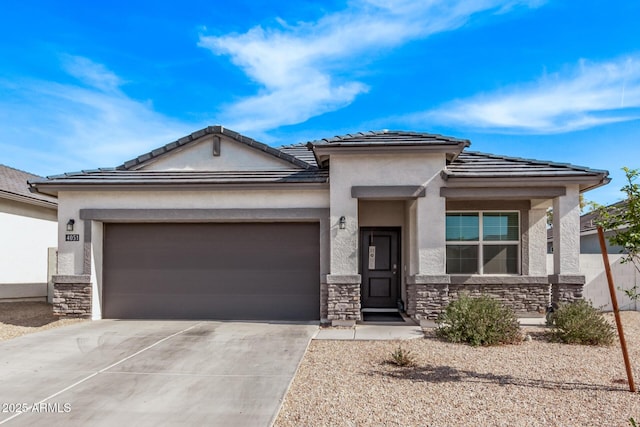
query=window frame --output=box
[445,210,521,275]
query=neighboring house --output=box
[547,201,626,254]
[546,201,638,313]
[577,201,627,254]
[30,127,609,325]
[0,165,57,301]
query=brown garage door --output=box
[103,223,320,320]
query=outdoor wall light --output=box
[339,216,346,229]
[66,219,75,232]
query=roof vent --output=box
[213,136,221,157]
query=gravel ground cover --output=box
[276,312,640,427]
[0,302,85,341]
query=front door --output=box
[360,227,400,309]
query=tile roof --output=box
[30,169,328,194]
[580,200,627,233]
[0,164,57,206]
[444,151,609,180]
[306,130,470,147]
[28,127,610,197]
[119,126,316,170]
[278,143,318,167]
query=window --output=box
[446,212,520,274]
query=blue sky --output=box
[1,0,638,205]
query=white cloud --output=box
[60,54,123,92]
[421,55,640,133]
[198,0,543,133]
[0,57,191,175]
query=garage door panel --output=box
[105,294,320,321]
[106,271,319,294]
[103,223,320,320]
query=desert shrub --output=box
[435,294,522,346]
[388,346,416,367]
[546,299,615,345]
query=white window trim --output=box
[446,210,521,275]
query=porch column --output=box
[53,207,93,318]
[550,185,584,303]
[327,194,361,325]
[407,183,449,322]
[527,204,549,276]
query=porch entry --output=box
[360,227,400,310]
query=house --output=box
[547,201,638,312]
[29,127,609,325]
[547,200,626,254]
[577,201,627,254]
[0,165,57,301]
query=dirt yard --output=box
[276,312,640,427]
[0,302,85,341]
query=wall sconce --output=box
[339,216,346,229]
[66,219,75,232]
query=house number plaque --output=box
[65,234,80,242]
[368,246,376,270]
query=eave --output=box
[441,173,611,193]
[1,189,57,210]
[29,181,329,197]
[308,142,468,168]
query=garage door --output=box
[103,223,320,320]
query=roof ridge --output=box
[305,129,470,145]
[278,142,308,148]
[118,126,316,171]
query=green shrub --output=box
[546,299,615,346]
[435,294,522,346]
[388,346,416,367]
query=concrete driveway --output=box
[0,320,317,426]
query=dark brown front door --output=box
[360,227,400,309]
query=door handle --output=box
[392,264,397,275]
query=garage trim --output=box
[79,208,329,320]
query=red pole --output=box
[597,226,636,392]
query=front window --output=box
[446,212,520,274]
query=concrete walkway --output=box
[313,316,547,341]
[314,323,424,340]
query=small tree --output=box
[594,167,640,299]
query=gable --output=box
[120,126,314,172]
[139,134,299,171]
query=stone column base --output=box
[326,275,361,325]
[549,274,585,305]
[52,275,92,318]
[407,275,450,320]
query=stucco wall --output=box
[0,198,56,221]
[329,152,445,276]
[142,135,294,171]
[56,188,330,316]
[0,211,57,284]
[358,200,405,227]
[549,253,640,311]
[552,185,581,275]
[581,230,624,254]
